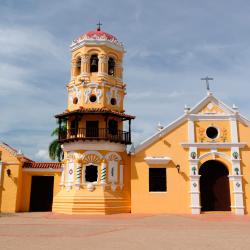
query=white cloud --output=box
[35,149,50,162]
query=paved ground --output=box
[0,213,250,250]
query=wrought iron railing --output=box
[58,128,131,145]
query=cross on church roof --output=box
[201,76,214,92]
[97,21,102,31]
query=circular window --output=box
[89,95,97,103]
[73,97,78,104]
[206,127,219,139]
[110,98,117,105]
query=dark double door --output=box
[29,176,54,212]
[199,160,231,211]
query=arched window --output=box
[108,120,118,135]
[108,57,115,76]
[90,54,99,72]
[85,165,98,182]
[75,57,81,76]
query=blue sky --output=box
[1,0,250,161]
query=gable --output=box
[198,102,226,115]
[134,93,250,154]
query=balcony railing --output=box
[58,128,131,145]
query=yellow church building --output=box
[0,26,250,215]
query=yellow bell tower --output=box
[53,24,135,214]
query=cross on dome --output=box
[97,21,102,31]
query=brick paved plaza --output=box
[0,213,250,250]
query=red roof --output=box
[23,162,62,169]
[72,29,123,48]
[55,107,135,120]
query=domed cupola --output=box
[71,25,124,52]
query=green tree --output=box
[49,119,66,162]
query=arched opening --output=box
[199,160,231,211]
[108,57,115,75]
[85,165,98,182]
[90,54,99,72]
[75,57,81,76]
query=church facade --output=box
[0,27,250,215]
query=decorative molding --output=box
[84,83,102,104]
[71,39,124,53]
[63,141,126,152]
[81,151,103,165]
[198,151,232,163]
[144,156,171,165]
[81,54,90,63]
[105,152,122,161]
[106,87,121,106]
[181,142,246,149]
[69,83,81,104]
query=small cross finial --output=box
[97,21,102,31]
[201,76,214,93]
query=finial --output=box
[184,105,190,114]
[97,21,102,31]
[232,104,239,113]
[17,149,23,156]
[157,122,164,131]
[201,76,213,94]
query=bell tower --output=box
[53,25,134,214]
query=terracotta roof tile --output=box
[23,162,62,169]
[55,108,135,119]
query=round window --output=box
[206,127,219,139]
[89,95,97,103]
[73,97,78,104]
[110,98,117,105]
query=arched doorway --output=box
[199,160,231,211]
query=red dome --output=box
[82,30,118,41]
[72,29,123,49]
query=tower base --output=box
[52,187,131,215]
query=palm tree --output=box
[49,119,66,162]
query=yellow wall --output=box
[131,116,250,214]
[0,146,22,212]
[195,120,231,143]
[20,172,61,212]
[131,122,190,213]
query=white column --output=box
[75,161,82,190]
[119,164,124,190]
[100,160,107,186]
[66,161,74,191]
[82,166,86,184]
[81,54,90,77]
[230,117,239,143]
[188,118,195,143]
[229,157,244,215]
[0,162,3,187]
[189,157,201,214]
[60,164,65,189]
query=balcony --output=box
[58,128,132,145]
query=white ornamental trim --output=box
[70,39,125,52]
[181,142,246,149]
[144,156,171,165]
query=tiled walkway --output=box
[0,212,250,249]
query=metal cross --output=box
[201,76,213,91]
[97,21,102,31]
